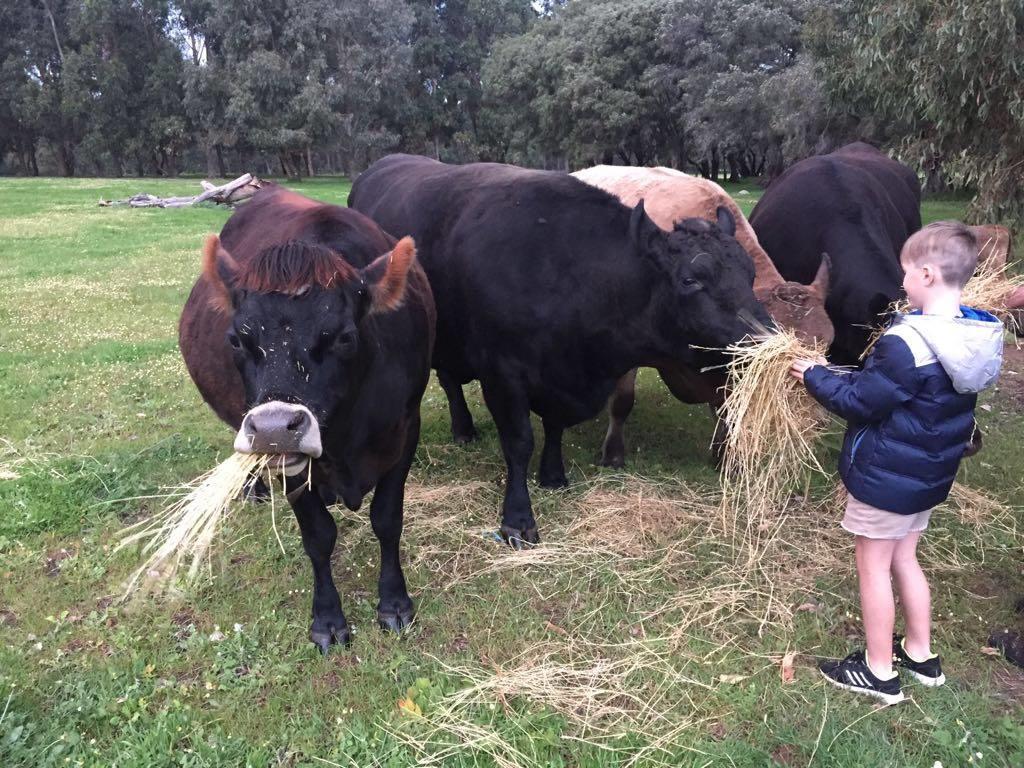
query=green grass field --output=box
[1,176,1022,768]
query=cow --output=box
[749,142,922,364]
[178,185,435,653]
[572,165,834,467]
[349,154,772,546]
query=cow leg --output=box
[481,378,539,548]
[437,369,477,444]
[600,368,638,468]
[288,486,350,653]
[538,418,568,488]
[370,417,418,633]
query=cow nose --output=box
[233,401,323,458]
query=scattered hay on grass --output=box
[386,639,711,768]
[566,476,716,557]
[115,452,275,597]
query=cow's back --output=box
[750,146,920,361]
[572,165,773,289]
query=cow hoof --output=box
[310,623,351,654]
[453,428,478,445]
[500,525,540,549]
[538,473,569,489]
[598,455,625,469]
[377,604,416,633]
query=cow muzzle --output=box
[233,402,323,467]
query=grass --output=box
[1,175,1023,767]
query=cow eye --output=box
[682,277,702,288]
[227,332,242,350]
[335,329,358,358]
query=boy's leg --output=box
[855,535,899,677]
[891,531,931,659]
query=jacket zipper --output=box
[850,427,868,460]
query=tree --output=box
[810,0,1024,226]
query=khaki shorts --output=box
[842,493,931,540]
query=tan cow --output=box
[572,165,834,466]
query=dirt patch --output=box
[994,343,1024,410]
[770,744,801,766]
[991,665,1024,706]
[0,608,17,627]
[44,547,75,577]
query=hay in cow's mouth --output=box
[713,329,833,552]
[115,451,289,597]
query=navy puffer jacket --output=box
[804,308,1003,515]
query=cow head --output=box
[202,234,417,472]
[755,255,835,347]
[631,201,773,349]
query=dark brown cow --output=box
[179,185,435,653]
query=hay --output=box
[961,256,1024,333]
[116,452,274,596]
[715,329,832,544]
[386,640,709,767]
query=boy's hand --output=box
[790,356,828,382]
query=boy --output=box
[791,221,1004,704]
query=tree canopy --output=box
[1,0,1020,230]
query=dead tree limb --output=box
[98,174,265,208]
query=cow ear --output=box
[810,252,831,298]
[202,234,240,314]
[715,205,736,237]
[630,200,661,254]
[361,236,417,315]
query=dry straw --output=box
[386,640,711,768]
[116,452,277,597]
[715,329,832,546]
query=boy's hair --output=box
[901,220,979,288]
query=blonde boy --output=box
[791,221,1003,703]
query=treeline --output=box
[2,0,1022,228]
[0,0,832,180]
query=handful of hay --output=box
[116,452,285,597]
[716,329,832,529]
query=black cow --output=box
[349,154,771,546]
[749,142,922,363]
[179,185,435,652]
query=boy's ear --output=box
[202,234,240,313]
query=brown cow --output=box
[572,165,834,466]
[179,185,435,652]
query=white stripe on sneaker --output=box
[822,670,905,705]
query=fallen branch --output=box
[98,173,264,208]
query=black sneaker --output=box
[819,650,905,704]
[893,635,946,686]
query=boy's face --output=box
[901,255,953,310]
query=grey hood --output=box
[896,309,1004,394]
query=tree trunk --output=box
[206,143,219,178]
[726,152,740,183]
[279,152,289,178]
[709,147,719,182]
[216,145,226,178]
[306,147,314,177]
